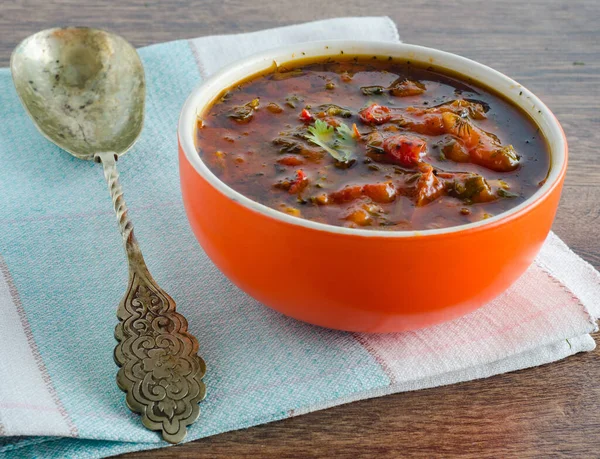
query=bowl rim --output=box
[178,40,567,239]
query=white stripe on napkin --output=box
[537,232,600,319]
[188,16,400,77]
[0,256,77,437]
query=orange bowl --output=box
[178,41,567,333]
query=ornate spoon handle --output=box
[95,152,206,444]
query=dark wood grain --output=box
[3,0,599,457]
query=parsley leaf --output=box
[305,119,355,163]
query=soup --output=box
[195,57,550,230]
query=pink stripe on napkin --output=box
[354,242,598,386]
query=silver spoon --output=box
[11,27,206,444]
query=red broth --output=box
[195,57,550,231]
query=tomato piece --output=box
[344,203,385,227]
[277,155,305,166]
[289,169,309,194]
[389,78,426,97]
[414,114,446,136]
[358,103,392,125]
[442,140,470,163]
[400,110,446,136]
[299,108,313,122]
[344,206,372,226]
[382,135,427,168]
[329,185,364,204]
[416,167,446,206]
[442,112,520,172]
[363,182,397,203]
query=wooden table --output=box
[3,0,599,456]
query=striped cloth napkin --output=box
[1,16,599,459]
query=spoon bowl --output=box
[11,27,145,160]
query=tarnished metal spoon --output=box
[11,27,206,444]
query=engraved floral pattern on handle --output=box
[97,151,207,444]
[114,267,207,444]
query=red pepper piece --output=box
[382,135,427,168]
[299,108,313,122]
[358,103,391,125]
[289,169,309,194]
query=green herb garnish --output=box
[315,104,352,118]
[497,188,520,198]
[360,85,385,95]
[227,98,259,122]
[285,94,303,109]
[305,119,355,163]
